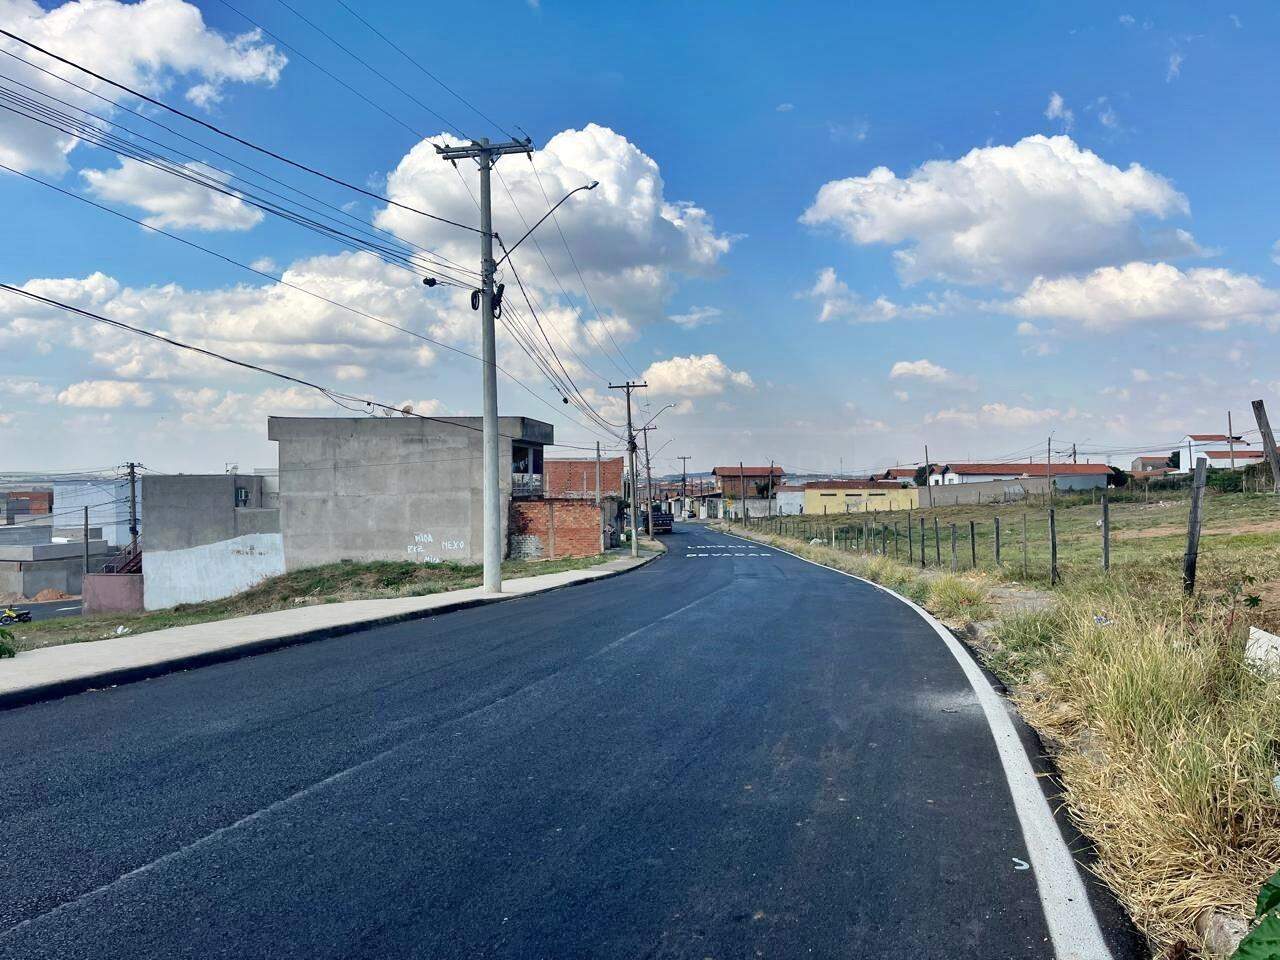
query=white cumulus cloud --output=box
[376,124,735,325]
[800,267,940,323]
[82,159,263,231]
[889,359,952,382]
[800,135,1195,288]
[57,379,153,408]
[0,0,285,174]
[1009,261,1280,330]
[641,354,753,397]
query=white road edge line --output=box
[718,528,1113,960]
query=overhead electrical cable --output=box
[0,47,476,278]
[0,27,483,234]
[0,168,621,447]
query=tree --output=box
[913,464,930,486]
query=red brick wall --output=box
[6,491,52,514]
[509,499,603,559]
[544,458,624,499]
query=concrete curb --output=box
[0,551,663,713]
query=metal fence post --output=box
[994,515,1002,566]
[950,523,958,572]
[969,519,977,568]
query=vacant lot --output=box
[758,490,1280,632]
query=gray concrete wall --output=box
[921,477,1052,506]
[142,475,278,551]
[269,416,551,569]
[0,555,102,597]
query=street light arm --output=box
[494,181,598,267]
[639,402,675,430]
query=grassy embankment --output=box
[6,553,613,655]
[720,489,1280,957]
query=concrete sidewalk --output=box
[0,550,660,711]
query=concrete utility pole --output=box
[126,461,139,556]
[436,136,534,593]
[678,455,690,499]
[1228,410,1236,471]
[767,459,774,517]
[1046,437,1054,503]
[609,380,647,556]
[640,424,655,536]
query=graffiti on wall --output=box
[406,531,466,564]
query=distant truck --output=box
[643,505,674,535]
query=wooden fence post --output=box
[969,519,977,568]
[1252,399,1280,493]
[1049,508,1059,585]
[933,517,942,566]
[920,515,927,568]
[893,522,900,560]
[1022,512,1028,580]
[1101,492,1110,572]
[908,516,915,563]
[994,515,1002,566]
[950,523,958,572]
[1183,457,1208,594]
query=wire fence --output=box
[738,483,1279,590]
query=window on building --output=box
[512,444,531,474]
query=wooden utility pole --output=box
[1101,492,1110,572]
[924,444,934,507]
[1253,399,1280,493]
[1049,508,1059,585]
[1184,457,1208,593]
[1227,411,1236,471]
[1022,512,1028,580]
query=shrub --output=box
[927,575,994,621]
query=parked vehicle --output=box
[1,607,32,625]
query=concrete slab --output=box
[0,550,661,711]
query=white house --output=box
[929,462,1110,490]
[1173,434,1264,473]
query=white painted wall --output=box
[776,490,805,515]
[143,533,285,610]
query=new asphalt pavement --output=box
[0,523,1144,959]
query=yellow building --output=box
[802,480,919,515]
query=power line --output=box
[0,84,478,288]
[0,27,483,234]
[266,0,469,138]
[330,0,518,140]
[0,284,603,449]
[0,46,477,278]
[0,161,620,446]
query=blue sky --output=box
[2,0,1278,477]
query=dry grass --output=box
[1001,595,1280,953]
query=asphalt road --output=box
[0,523,1144,959]
[7,598,82,622]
